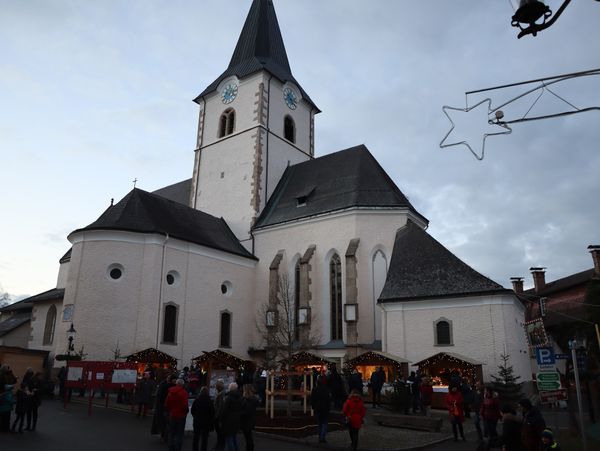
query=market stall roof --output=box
[192,349,253,369]
[345,351,411,369]
[125,347,177,366]
[279,351,335,367]
[413,352,483,367]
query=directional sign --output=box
[555,354,570,360]
[537,372,560,382]
[538,381,561,391]
[535,347,555,365]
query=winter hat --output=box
[541,429,554,440]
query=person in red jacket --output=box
[480,387,501,439]
[420,378,434,417]
[342,389,366,451]
[164,379,189,451]
[446,385,466,442]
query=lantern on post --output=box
[511,0,551,34]
[66,323,77,355]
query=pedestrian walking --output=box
[480,387,501,439]
[240,385,258,451]
[252,368,266,407]
[25,372,43,431]
[472,382,484,442]
[407,371,421,414]
[419,377,433,417]
[310,376,331,443]
[348,369,363,395]
[342,389,366,451]
[219,382,243,451]
[518,398,546,451]
[327,365,345,409]
[540,429,562,451]
[191,386,214,451]
[11,384,28,433]
[214,379,226,450]
[152,374,176,441]
[500,404,522,451]
[369,367,386,408]
[0,383,15,433]
[164,379,189,451]
[135,372,155,417]
[446,385,466,442]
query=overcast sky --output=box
[1,0,599,299]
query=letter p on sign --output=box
[536,347,555,365]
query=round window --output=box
[166,274,175,285]
[166,271,180,286]
[107,264,124,281]
[221,281,233,296]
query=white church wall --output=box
[29,300,63,354]
[0,321,30,348]
[253,209,416,352]
[56,261,70,289]
[381,294,532,382]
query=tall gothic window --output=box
[372,250,387,341]
[218,108,236,138]
[294,261,301,341]
[329,254,343,340]
[435,319,452,346]
[220,311,232,348]
[43,305,57,345]
[162,304,178,344]
[284,115,295,143]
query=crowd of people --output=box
[0,364,44,434]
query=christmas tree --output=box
[491,353,523,405]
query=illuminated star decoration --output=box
[440,98,512,160]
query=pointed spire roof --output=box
[195,0,318,110]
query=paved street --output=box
[0,400,312,451]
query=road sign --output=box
[535,347,555,365]
[540,389,568,403]
[537,372,560,382]
[538,381,562,391]
[555,353,570,360]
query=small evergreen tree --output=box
[491,353,523,405]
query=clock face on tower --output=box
[221,83,238,104]
[283,87,298,110]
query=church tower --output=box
[189,0,319,245]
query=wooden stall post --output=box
[270,373,275,419]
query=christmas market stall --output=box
[344,351,410,395]
[192,349,255,397]
[279,351,334,373]
[125,347,178,376]
[414,352,484,409]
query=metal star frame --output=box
[440,98,512,161]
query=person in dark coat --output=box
[25,372,42,431]
[471,382,484,442]
[480,387,501,439]
[240,385,258,451]
[370,367,386,408]
[252,368,266,407]
[327,365,345,409]
[500,404,522,451]
[519,398,546,451]
[310,376,331,443]
[214,379,226,450]
[0,383,15,433]
[191,386,214,451]
[152,374,176,442]
[219,382,243,451]
[407,371,421,413]
[135,372,155,417]
[540,428,562,451]
[11,384,28,433]
[348,369,363,395]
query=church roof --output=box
[194,0,318,111]
[152,179,192,206]
[253,145,426,229]
[0,312,31,337]
[0,288,65,313]
[379,220,509,303]
[71,189,256,260]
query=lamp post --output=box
[569,339,588,451]
[66,323,76,356]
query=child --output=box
[11,384,28,433]
[342,389,366,451]
[541,429,562,451]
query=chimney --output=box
[530,267,546,293]
[510,277,524,294]
[589,245,600,276]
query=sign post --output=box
[570,340,588,451]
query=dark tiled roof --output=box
[0,312,31,337]
[379,220,509,302]
[1,288,64,313]
[152,179,192,206]
[195,0,318,110]
[523,268,595,296]
[59,248,72,263]
[254,145,426,228]
[70,189,256,260]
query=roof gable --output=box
[71,189,256,260]
[379,220,507,302]
[254,145,425,228]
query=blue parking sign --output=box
[535,347,555,365]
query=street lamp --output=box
[66,323,76,355]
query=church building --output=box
[4,0,532,383]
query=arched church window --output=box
[294,261,301,341]
[284,115,295,143]
[329,254,343,341]
[162,304,178,344]
[43,305,57,345]
[372,250,387,341]
[218,108,236,138]
[220,311,232,348]
[435,319,453,346]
